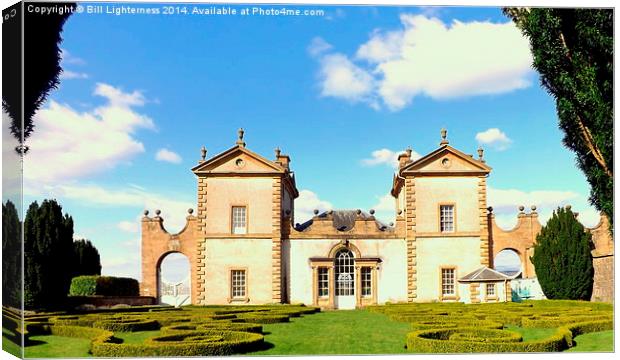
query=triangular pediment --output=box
[192,145,284,174]
[401,145,492,175]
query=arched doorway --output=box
[334,249,355,309]
[494,249,522,277]
[157,252,191,307]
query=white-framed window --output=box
[231,270,246,298]
[232,206,247,234]
[486,283,496,297]
[440,205,455,232]
[361,267,372,297]
[335,250,355,296]
[318,268,329,297]
[441,268,456,297]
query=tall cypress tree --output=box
[2,200,22,308]
[504,8,613,229]
[24,199,75,309]
[73,239,102,276]
[530,206,594,300]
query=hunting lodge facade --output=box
[141,129,613,309]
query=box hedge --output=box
[69,275,140,296]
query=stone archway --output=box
[157,252,192,306]
[141,211,199,304]
[494,248,522,276]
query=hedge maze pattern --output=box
[3,300,612,355]
[3,305,320,357]
[367,300,613,353]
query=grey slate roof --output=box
[458,267,512,282]
[295,210,392,232]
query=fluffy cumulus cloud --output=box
[294,189,333,224]
[487,187,600,229]
[24,83,155,185]
[318,53,375,103]
[370,193,396,225]
[312,14,533,110]
[361,148,421,168]
[156,148,182,164]
[475,128,512,150]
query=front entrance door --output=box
[335,249,356,309]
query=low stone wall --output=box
[68,296,156,308]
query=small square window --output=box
[486,283,496,297]
[231,270,246,299]
[232,206,247,234]
[440,205,455,232]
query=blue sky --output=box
[7,3,600,278]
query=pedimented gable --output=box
[402,146,491,175]
[192,146,284,174]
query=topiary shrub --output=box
[530,206,594,300]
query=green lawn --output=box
[505,325,557,342]
[2,328,21,358]
[250,309,412,355]
[566,330,614,352]
[24,335,92,358]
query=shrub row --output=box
[91,330,264,357]
[69,276,140,296]
[93,318,160,332]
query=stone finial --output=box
[313,209,319,215]
[440,128,449,145]
[200,146,207,161]
[188,208,194,215]
[531,205,537,212]
[143,210,149,216]
[285,209,291,216]
[398,209,403,215]
[477,146,485,162]
[356,209,362,215]
[389,222,394,227]
[487,206,493,213]
[155,209,161,216]
[275,147,281,158]
[236,128,246,147]
[518,205,525,212]
[406,146,412,157]
[369,209,375,215]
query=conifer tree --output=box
[73,239,102,276]
[2,200,22,308]
[504,8,613,229]
[530,206,594,300]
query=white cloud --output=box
[24,83,155,185]
[488,186,600,229]
[117,221,140,233]
[307,37,333,57]
[318,53,375,102]
[312,14,533,111]
[156,148,182,164]
[28,183,194,233]
[370,193,396,225]
[475,128,512,150]
[361,148,421,168]
[60,70,89,80]
[60,48,86,65]
[294,189,333,224]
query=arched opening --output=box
[157,252,191,307]
[494,248,522,277]
[334,249,355,309]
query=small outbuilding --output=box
[458,267,512,303]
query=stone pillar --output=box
[478,176,489,266]
[355,265,361,308]
[328,266,335,309]
[271,177,283,303]
[405,177,417,301]
[311,266,318,306]
[195,177,208,304]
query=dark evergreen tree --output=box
[504,8,613,229]
[24,199,75,309]
[530,206,594,300]
[2,200,22,308]
[73,239,102,276]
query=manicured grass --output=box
[2,328,21,358]
[24,335,92,358]
[249,309,412,355]
[566,330,614,352]
[505,325,557,342]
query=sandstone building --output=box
[141,129,613,308]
